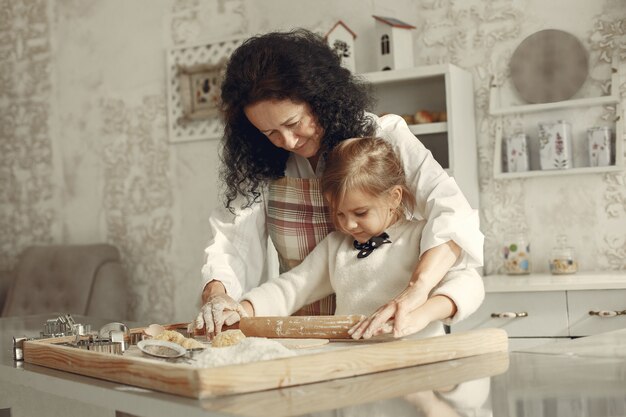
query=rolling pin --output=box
[183,315,366,339]
[238,315,366,339]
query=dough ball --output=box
[154,330,185,344]
[151,329,205,350]
[181,337,205,350]
[212,329,246,348]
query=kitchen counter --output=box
[1,314,625,417]
[484,271,626,292]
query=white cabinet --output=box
[568,289,626,336]
[451,273,626,350]
[452,291,569,338]
[361,64,479,208]
[490,55,624,179]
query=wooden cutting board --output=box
[23,327,508,398]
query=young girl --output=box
[233,137,484,339]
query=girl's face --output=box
[333,187,403,244]
[244,99,324,160]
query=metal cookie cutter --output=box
[75,334,124,355]
[13,336,29,361]
[13,314,92,361]
[99,322,130,352]
[41,314,91,338]
[69,322,129,355]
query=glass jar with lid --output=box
[549,235,578,275]
[502,231,531,275]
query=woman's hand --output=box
[189,293,249,339]
[188,280,251,339]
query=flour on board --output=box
[192,337,296,368]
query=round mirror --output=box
[510,29,588,104]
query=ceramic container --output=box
[587,126,612,167]
[538,120,573,170]
[506,133,530,172]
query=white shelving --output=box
[360,64,479,208]
[408,121,448,136]
[490,94,619,116]
[490,56,624,179]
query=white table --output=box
[1,314,626,417]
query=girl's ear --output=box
[389,185,403,209]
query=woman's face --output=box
[244,99,324,159]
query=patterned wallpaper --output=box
[406,1,626,273]
[0,0,624,323]
[0,0,55,271]
[99,96,174,322]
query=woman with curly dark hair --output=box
[190,29,483,339]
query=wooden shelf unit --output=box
[360,64,479,208]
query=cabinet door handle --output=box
[589,310,626,317]
[491,312,528,318]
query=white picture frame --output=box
[165,35,246,143]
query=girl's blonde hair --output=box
[321,137,416,229]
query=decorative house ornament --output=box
[325,20,357,73]
[372,15,416,71]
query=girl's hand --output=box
[348,281,431,339]
[188,294,249,339]
[350,294,456,340]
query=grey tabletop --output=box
[1,314,625,417]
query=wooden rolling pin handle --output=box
[239,315,366,339]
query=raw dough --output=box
[153,329,205,349]
[212,329,246,348]
[181,337,205,349]
[154,330,186,344]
